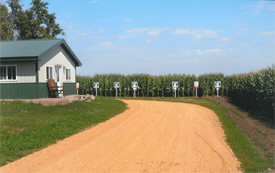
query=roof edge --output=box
[0,56,38,62]
[60,42,82,67]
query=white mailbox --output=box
[214,81,221,97]
[131,81,138,97]
[131,81,138,88]
[113,82,120,88]
[131,81,138,91]
[214,81,221,88]
[172,81,178,89]
[172,81,178,97]
[93,82,99,88]
[114,82,120,97]
[93,82,99,96]
[194,81,199,89]
[194,81,199,97]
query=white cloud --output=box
[121,27,221,40]
[102,42,114,47]
[124,19,133,22]
[195,49,203,56]
[89,42,117,50]
[220,37,231,41]
[118,33,137,39]
[172,28,190,35]
[192,30,219,39]
[94,35,105,40]
[124,27,170,36]
[258,31,275,36]
[78,32,91,36]
[75,29,93,36]
[147,28,171,36]
[126,28,150,33]
[98,28,108,32]
[238,2,274,15]
[254,1,275,14]
[60,21,92,36]
[237,27,248,36]
[167,49,223,58]
[172,28,220,39]
[60,21,76,30]
[205,48,222,55]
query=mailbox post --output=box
[76,83,79,95]
[172,81,178,97]
[214,81,221,97]
[194,81,199,97]
[113,82,120,97]
[131,81,138,98]
[93,82,99,96]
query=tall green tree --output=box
[18,0,64,39]
[0,3,14,40]
[2,0,64,40]
[6,0,21,39]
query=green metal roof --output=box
[0,39,82,67]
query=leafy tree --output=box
[2,0,64,40]
[21,0,64,39]
[0,3,13,40]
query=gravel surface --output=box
[0,100,241,173]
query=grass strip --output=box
[121,97,269,172]
[229,107,241,115]
[0,97,127,166]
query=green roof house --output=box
[0,39,82,99]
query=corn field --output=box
[77,73,226,97]
[77,65,274,122]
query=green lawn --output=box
[0,97,127,166]
[121,97,269,173]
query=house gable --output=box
[38,45,76,83]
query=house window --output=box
[66,68,71,81]
[46,66,53,80]
[0,65,17,81]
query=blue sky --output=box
[21,0,274,76]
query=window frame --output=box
[0,65,17,81]
[65,68,71,81]
[45,65,54,80]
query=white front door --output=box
[56,66,63,97]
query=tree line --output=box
[0,0,64,40]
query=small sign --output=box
[214,81,221,97]
[131,81,138,88]
[132,81,138,97]
[114,82,120,88]
[194,81,199,89]
[214,81,221,88]
[93,82,99,88]
[172,81,178,97]
[76,83,79,90]
[172,81,178,89]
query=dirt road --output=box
[0,100,241,173]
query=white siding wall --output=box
[0,61,36,83]
[38,45,76,83]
